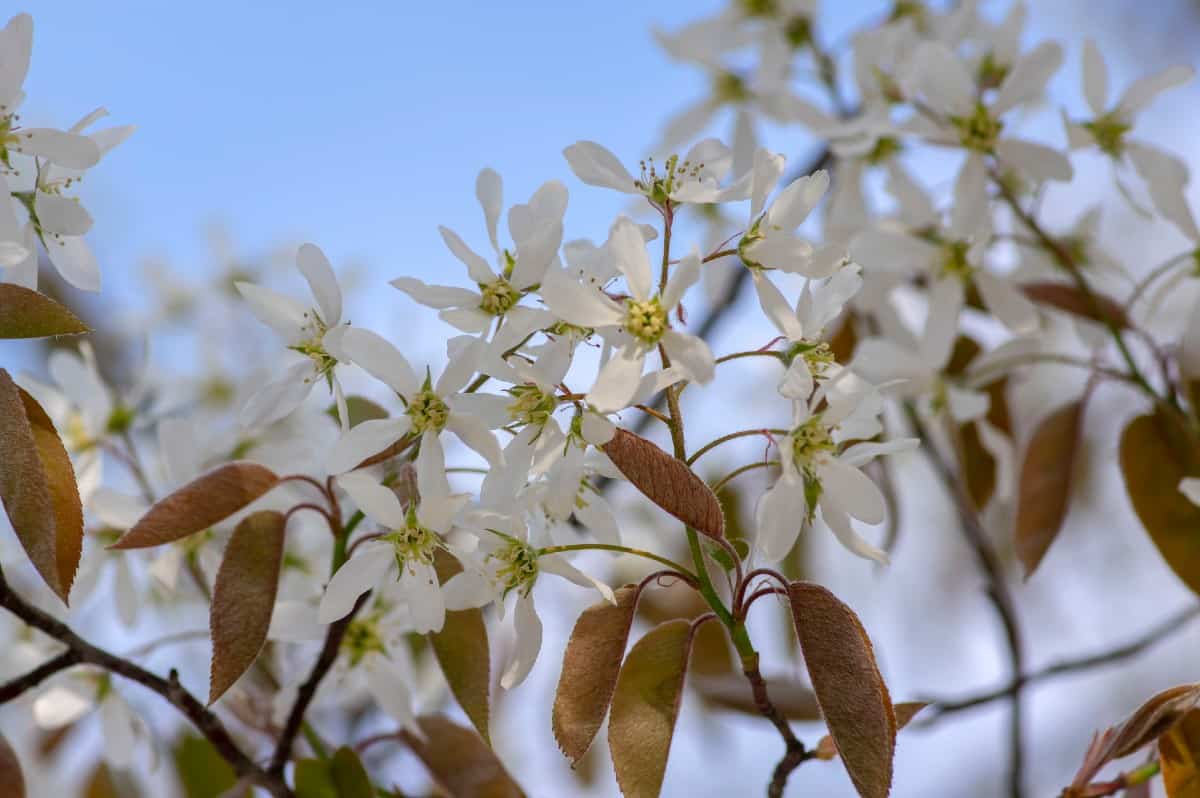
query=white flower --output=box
[235,243,350,430]
[442,511,612,689]
[908,39,1073,183]
[851,155,1039,335]
[755,386,915,564]
[1064,40,1197,240]
[563,138,744,206]
[392,169,565,336]
[734,149,843,280]
[33,673,145,770]
[756,261,863,400]
[540,216,714,413]
[319,440,469,632]
[325,328,502,473]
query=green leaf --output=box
[1120,409,1200,597]
[111,462,279,549]
[608,619,694,798]
[0,283,89,339]
[602,428,725,539]
[407,715,524,797]
[789,582,895,798]
[0,732,25,798]
[294,758,337,798]
[330,746,374,798]
[553,584,640,764]
[0,369,83,602]
[430,550,491,745]
[172,734,241,798]
[209,510,287,703]
[1015,400,1085,578]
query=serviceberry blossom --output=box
[236,243,350,430]
[540,216,714,413]
[392,169,564,341]
[319,441,469,632]
[564,138,745,207]
[325,327,502,473]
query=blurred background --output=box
[3,1,1200,796]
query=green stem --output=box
[715,349,783,365]
[537,543,697,581]
[687,428,785,466]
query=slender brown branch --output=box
[269,593,367,774]
[0,649,80,702]
[906,404,1026,798]
[922,604,1200,720]
[0,568,291,797]
[743,653,816,798]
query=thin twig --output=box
[0,568,292,797]
[0,649,80,702]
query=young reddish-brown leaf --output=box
[813,702,929,762]
[602,428,724,539]
[1159,709,1200,797]
[608,619,695,798]
[1015,400,1085,578]
[0,284,89,339]
[20,388,84,600]
[208,510,287,704]
[1120,409,1200,597]
[553,584,641,764]
[111,462,280,549]
[1021,281,1130,329]
[789,581,895,798]
[0,732,25,798]
[406,714,524,798]
[692,673,821,720]
[0,370,83,602]
[431,550,491,745]
[1109,685,1200,761]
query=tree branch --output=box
[0,649,79,702]
[0,568,293,798]
[922,603,1200,721]
[743,654,816,798]
[906,405,1027,798]
[268,593,366,774]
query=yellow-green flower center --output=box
[1083,113,1131,158]
[384,513,440,572]
[950,103,1003,152]
[624,297,668,345]
[479,277,519,316]
[507,384,558,428]
[787,340,837,381]
[406,389,449,434]
[634,153,708,204]
[493,538,539,597]
[940,240,974,281]
[342,615,387,667]
[790,414,835,476]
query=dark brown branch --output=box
[906,405,1027,798]
[0,568,292,798]
[923,604,1200,720]
[0,649,80,702]
[268,593,366,774]
[742,653,816,798]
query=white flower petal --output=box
[327,417,411,475]
[339,327,420,398]
[1082,40,1108,116]
[920,277,964,371]
[500,593,543,689]
[1180,477,1200,507]
[239,360,315,428]
[235,282,307,343]
[992,41,1062,116]
[609,216,654,301]
[821,457,885,525]
[975,270,1039,334]
[755,477,807,562]
[540,555,615,603]
[661,329,714,385]
[438,225,495,285]
[995,138,1074,182]
[1117,64,1195,117]
[447,412,503,467]
[539,266,624,328]
[586,346,645,413]
[563,141,637,194]
[476,168,503,253]
[34,193,92,236]
[661,251,701,311]
[338,470,407,528]
[390,275,480,311]
[296,243,342,326]
[33,684,94,729]
[318,542,394,623]
[364,655,421,735]
[45,235,100,292]
[13,128,100,169]
[399,562,445,634]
